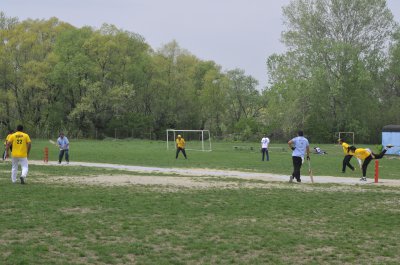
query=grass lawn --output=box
[0,139,399,264]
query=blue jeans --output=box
[261,148,269,161]
[59,149,69,163]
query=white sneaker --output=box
[360,177,367,182]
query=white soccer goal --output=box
[166,129,212,152]
[336,132,355,145]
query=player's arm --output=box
[27,141,31,157]
[5,141,11,158]
[288,140,295,150]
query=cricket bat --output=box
[49,139,60,149]
[308,160,314,183]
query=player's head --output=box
[59,132,64,137]
[348,145,356,152]
[338,138,345,143]
[297,130,304,136]
[16,125,23,131]
[177,135,181,138]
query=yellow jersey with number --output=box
[176,138,185,148]
[353,148,371,160]
[8,131,31,158]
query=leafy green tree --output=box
[1,17,71,135]
[149,41,202,136]
[0,13,267,140]
[382,29,400,125]
[50,24,150,136]
[0,12,19,130]
[225,69,262,139]
[198,66,228,137]
[48,26,95,132]
[266,0,397,142]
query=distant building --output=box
[382,125,400,155]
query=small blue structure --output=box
[382,125,400,155]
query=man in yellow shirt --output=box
[338,138,355,173]
[5,125,31,184]
[175,135,187,159]
[348,144,393,181]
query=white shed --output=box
[382,125,400,155]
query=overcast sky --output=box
[1,0,400,89]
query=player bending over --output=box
[348,144,393,181]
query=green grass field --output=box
[1,139,400,264]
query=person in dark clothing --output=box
[338,138,354,173]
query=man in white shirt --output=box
[261,134,270,161]
[288,130,310,182]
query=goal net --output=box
[336,132,355,145]
[166,129,212,152]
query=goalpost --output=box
[166,129,212,152]
[336,132,355,145]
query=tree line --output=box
[1,0,399,143]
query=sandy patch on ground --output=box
[40,175,240,189]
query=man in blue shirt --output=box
[288,131,310,182]
[57,132,70,164]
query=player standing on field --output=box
[5,125,31,184]
[175,135,187,159]
[288,130,310,183]
[57,132,70,164]
[338,138,355,173]
[260,134,270,161]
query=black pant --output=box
[342,155,354,172]
[176,147,187,159]
[59,149,69,163]
[261,148,269,161]
[361,150,387,177]
[292,156,303,182]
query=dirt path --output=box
[29,160,400,187]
